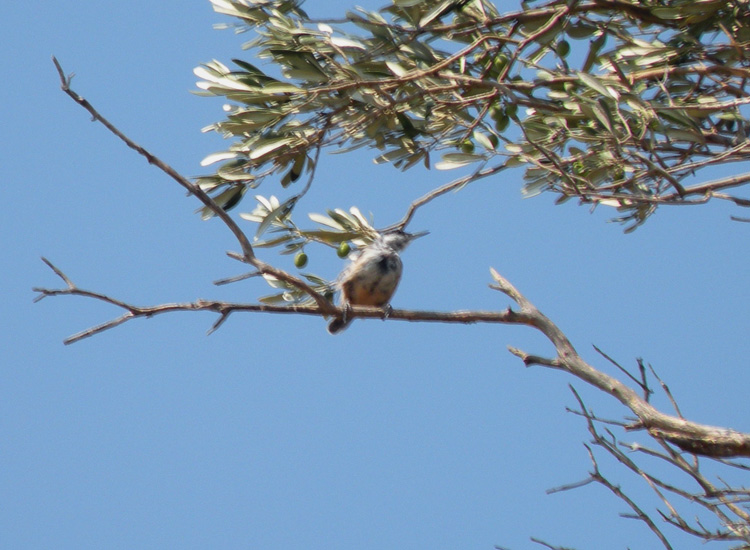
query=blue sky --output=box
[3,1,750,549]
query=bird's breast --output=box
[341,251,403,307]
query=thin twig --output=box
[394,162,507,230]
[40,256,74,289]
[51,56,333,313]
[51,57,254,263]
[593,345,653,400]
[568,389,674,549]
[647,362,683,419]
[213,271,262,286]
[529,537,575,550]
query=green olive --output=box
[494,114,510,132]
[460,139,475,153]
[337,241,351,258]
[294,252,308,268]
[492,53,509,73]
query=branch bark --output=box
[561,387,750,546]
[33,258,516,344]
[490,268,750,458]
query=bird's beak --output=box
[409,230,429,240]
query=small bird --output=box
[327,229,428,334]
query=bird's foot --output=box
[380,303,393,320]
[342,302,353,324]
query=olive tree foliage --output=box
[196,0,750,243]
[40,1,750,548]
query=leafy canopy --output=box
[195,0,750,240]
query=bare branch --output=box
[213,271,262,286]
[38,244,750,461]
[394,162,507,231]
[565,385,750,546]
[647,362,684,419]
[507,347,564,370]
[564,406,631,429]
[33,258,524,344]
[529,536,576,550]
[51,57,254,262]
[207,311,232,336]
[546,476,595,494]
[51,56,334,314]
[488,268,750,458]
[568,390,674,549]
[40,256,74,289]
[593,345,653,402]
[66,313,136,345]
[489,268,536,312]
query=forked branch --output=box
[490,268,750,459]
[33,258,519,344]
[555,387,750,547]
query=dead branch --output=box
[33,258,519,344]
[394,162,507,230]
[490,268,750,459]
[51,56,334,315]
[559,386,750,546]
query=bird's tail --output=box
[327,316,352,334]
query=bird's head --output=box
[378,229,429,252]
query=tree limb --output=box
[33,258,518,345]
[565,387,750,546]
[490,268,750,459]
[51,56,334,314]
[35,256,750,460]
